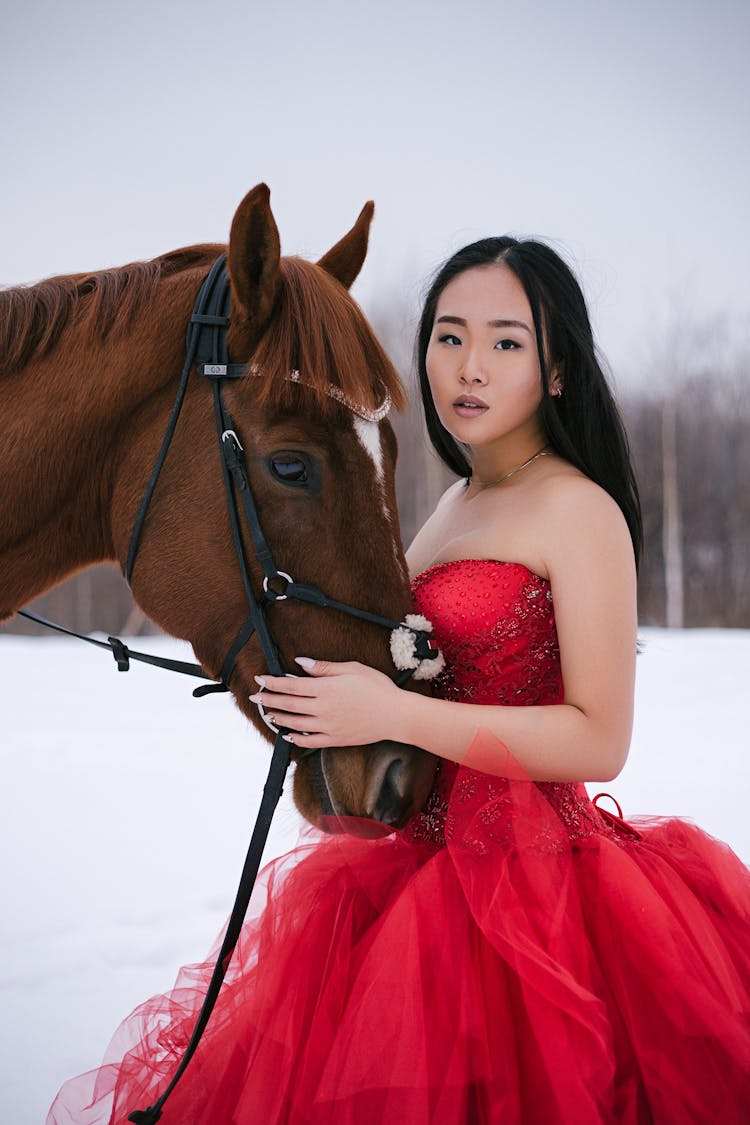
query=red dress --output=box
[49,560,750,1124]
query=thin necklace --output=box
[467,446,552,490]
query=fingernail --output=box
[295,657,315,669]
[248,693,263,704]
[285,673,299,678]
[254,675,266,688]
[282,734,295,744]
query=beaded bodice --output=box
[411,559,562,707]
[404,559,628,850]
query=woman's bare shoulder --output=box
[536,469,635,580]
[537,468,628,527]
[406,478,466,573]
[435,477,467,507]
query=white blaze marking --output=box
[353,417,384,481]
[353,416,384,481]
[352,417,407,578]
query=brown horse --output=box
[0,183,436,829]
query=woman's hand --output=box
[249,658,404,750]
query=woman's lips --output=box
[452,395,489,418]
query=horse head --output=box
[111,185,438,831]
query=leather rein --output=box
[18,254,440,1123]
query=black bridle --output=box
[16,254,438,1123]
[126,254,437,701]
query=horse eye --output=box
[270,458,308,484]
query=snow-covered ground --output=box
[1,628,748,1123]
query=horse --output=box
[0,183,437,830]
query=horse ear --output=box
[227,183,282,354]
[317,201,375,290]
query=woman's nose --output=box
[459,353,487,385]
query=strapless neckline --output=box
[410,556,559,707]
[413,557,550,586]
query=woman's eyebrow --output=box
[436,314,532,334]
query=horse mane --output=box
[0,246,406,414]
[250,256,406,415]
[0,245,219,376]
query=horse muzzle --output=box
[318,741,437,835]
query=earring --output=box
[553,386,563,398]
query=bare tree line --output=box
[3,320,748,637]
[625,367,750,627]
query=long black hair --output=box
[416,237,643,567]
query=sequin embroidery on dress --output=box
[403,559,631,850]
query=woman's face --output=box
[426,264,556,453]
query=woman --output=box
[50,239,749,1124]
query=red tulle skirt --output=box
[48,759,750,1125]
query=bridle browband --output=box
[19,254,440,1123]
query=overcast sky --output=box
[2,0,748,384]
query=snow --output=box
[1,628,748,1122]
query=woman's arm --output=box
[253,482,637,783]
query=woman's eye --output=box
[270,458,308,484]
[438,333,461,346]
[495,339,520,351]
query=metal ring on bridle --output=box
[263,571,293,601]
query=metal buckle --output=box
[263,571,293,600]
[221,429,244,451]
[256,698,280,734]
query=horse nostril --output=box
[372,758,409,825]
